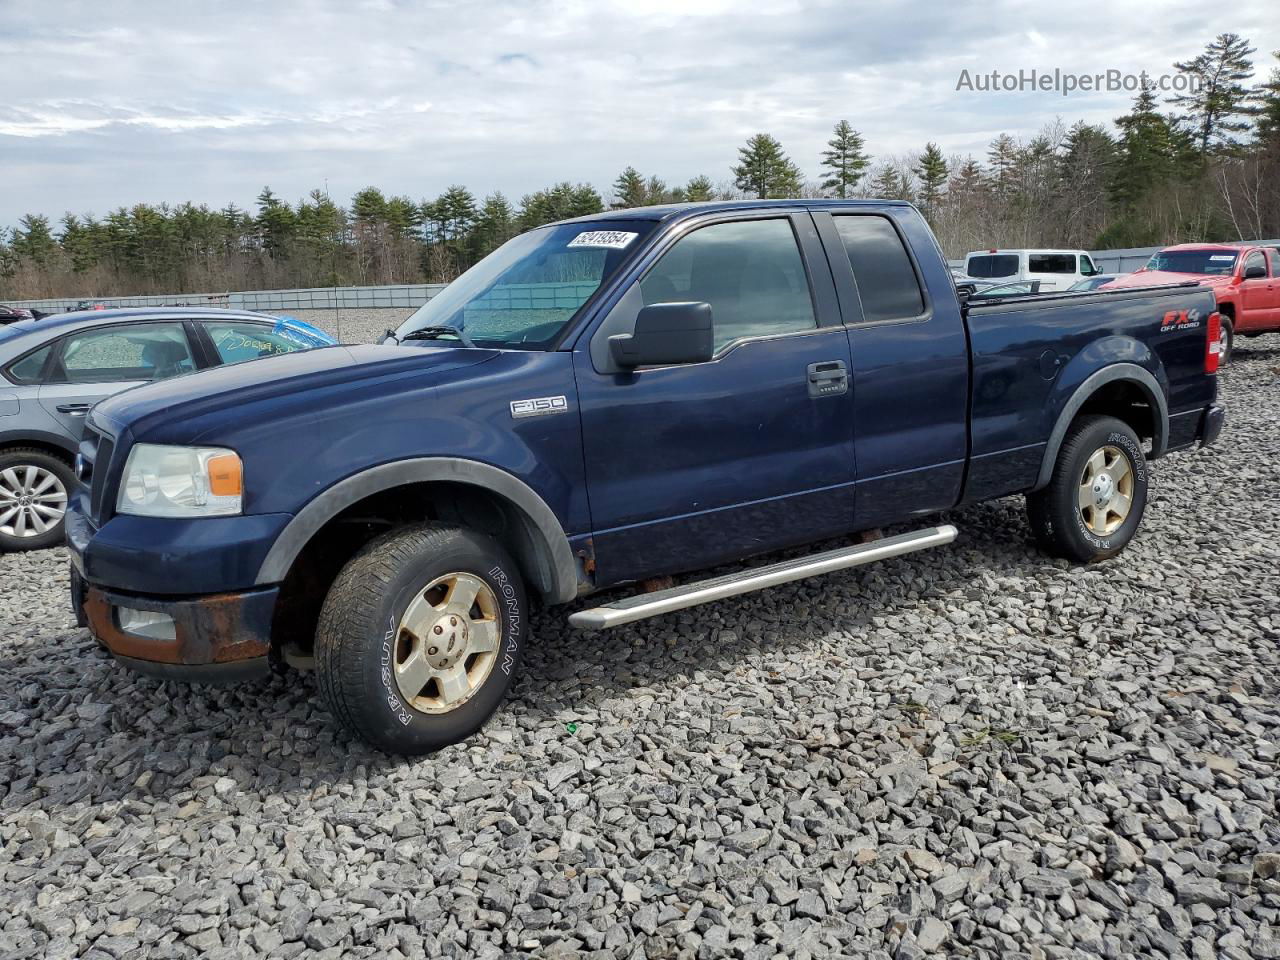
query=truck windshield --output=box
[1145,250,1239,275]
[395,219,657,348]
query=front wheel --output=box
[314,523,527,754]
[1025,415,1149,563]
[1218,317,1234,365]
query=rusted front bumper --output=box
[81,583,278,684]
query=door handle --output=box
[56,403,91,416]
[807,360,848,398]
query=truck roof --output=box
[1159,242,1254,252]
[557,198,914,225]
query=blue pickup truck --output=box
[66,200,1224,754]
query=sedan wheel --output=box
[0,452,72,551]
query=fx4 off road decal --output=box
[489,565,521,676]
[1160,308,1203,333]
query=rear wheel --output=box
[1025,415,1148,563]
[314,523,526,755]
[0,448,73,552]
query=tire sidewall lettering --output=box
[1072,430,1146,551]
[377,561,523,728]
[488,564,523,677]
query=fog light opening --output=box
[115,606,177,641]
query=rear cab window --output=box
[832,215,926,323]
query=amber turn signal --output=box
[206,453,243,497]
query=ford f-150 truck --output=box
[66,200,1225,754]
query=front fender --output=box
[255,457,579,604]
[1033,343,1169,491]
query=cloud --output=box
[0,0,1277,225]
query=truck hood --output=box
[1107,270,1233,289]
[89,343,498,440]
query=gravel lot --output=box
[1,337,1278,960]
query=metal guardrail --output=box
[9,238,1280,313]
[6,284,452,315]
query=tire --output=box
[0,448,74,552]
[1025,415,1149,563]
[1218,317,1234,365]
[314,522,527,755]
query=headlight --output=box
[117,444,243,518]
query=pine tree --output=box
[1256,50,1280,143]
[256,187,296,257]
[11,215,58,266]
[733,134,803,199]
[473,193,515,258]
[1170,32,1257,154]
[821,121,871,198]
[644,175,669,205]
[913,143,948,220]
[868,165,913,201]
[684,175,715,201]
[987,134,1019,197]
[1111,84,1179,206]
[612,167,647,208]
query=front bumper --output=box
[78,581,278,683]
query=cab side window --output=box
[639,218,817,353]
[832,216,926,323]
[1244,251,1267,278]
[1269,249,1280,276]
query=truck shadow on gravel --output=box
[2,499,1060,812]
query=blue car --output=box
[0,307,335,550]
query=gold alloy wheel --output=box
[1077,445,1134,536]
[393,572,501,715]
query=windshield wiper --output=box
[400,324,475,348]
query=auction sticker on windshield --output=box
[568,231,638,249]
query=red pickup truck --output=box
[1105,243,1280,361]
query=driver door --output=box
[573,212,856,585]
[1237,250,1273,333]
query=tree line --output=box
[2,33,1278,301]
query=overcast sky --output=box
[2,0,1278,228]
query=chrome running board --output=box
[568,524,958,630]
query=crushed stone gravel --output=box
[0,335,1277,959]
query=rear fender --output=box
[1033,344,1168,491]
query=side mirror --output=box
[1244,263,1267,280]
[609,302,714,368]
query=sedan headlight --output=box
[117,444,243,518]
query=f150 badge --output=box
[510,395,569,419]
